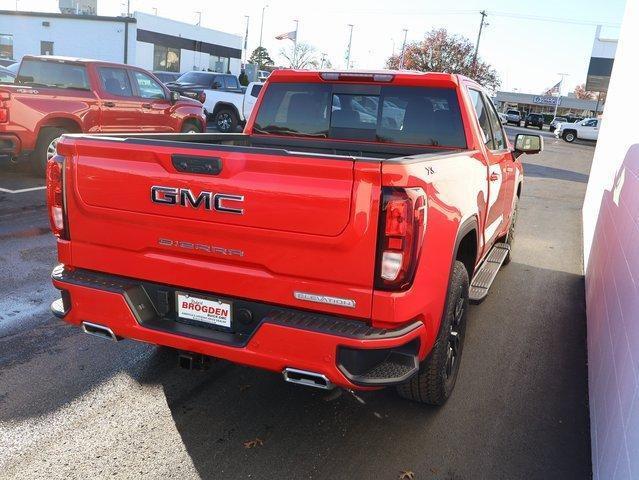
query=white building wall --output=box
[0,13,135,64]
[134,12,241,75]
[582,1,639,478]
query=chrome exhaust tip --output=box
[81,322,119,342]
[282,368,334,390]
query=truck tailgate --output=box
[62,137,382,318]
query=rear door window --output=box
[17,58,89,90]
[224,76,239,89]
[99,67,133,97]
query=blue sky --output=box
[3,0,627,94]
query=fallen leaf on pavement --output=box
[243,438,264,449]
[399,470,415,480]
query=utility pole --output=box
[391,38,395,57]
[243,15,250,63]
[553,73,569,118]
[259,4,268,49]
[152,7,157,15]
[472,10,488,73]
[398,29,408,69]
[345,24,354,70]
[195,11,201,26]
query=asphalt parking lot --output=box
[0,127,593,479]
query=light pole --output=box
[398,29,408,69]
[243,15,250,63]
[195,11,201,26]
[152,7,157,15]
[259,4,268,49]
[345,24,354,70]
[292,19,299,67]
[472,10,488,74]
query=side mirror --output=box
[169,90,180,104]
[514,134,543,157]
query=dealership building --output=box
[493,91,604,118]
[0,7,242,75]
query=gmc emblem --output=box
[151,186,244,215]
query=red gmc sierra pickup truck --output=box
[0,55,206,174]
[48,70,543,405]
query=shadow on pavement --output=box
[523,162,590,183]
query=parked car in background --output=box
[6,62,19,74]
[0,58,16,67]
[0,66,15,83]
[257,70,271,82]
[555,117,601,142]
[166,71,260,132]
[505,109,522,125]
[48,69,543,406]
[498,112,508,125]
[549,116,566,132]
[153,71,182,84]
[524,113,544,130]
[0,55,206,173]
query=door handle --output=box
[142,103,152,109]
[489,172,500,182]
[103,101,115,107]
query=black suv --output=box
[525,113,544,130]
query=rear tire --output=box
[33,127,66,176]
[396,261,469,405]
[502,196,519,265]
[214,108,238,133]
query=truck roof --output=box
[267,69,480,89]
[21,55,134,69]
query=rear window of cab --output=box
[253,82,466,148]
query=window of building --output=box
[132,71,166,99]
[40,41,54,56]
[153,45,180,72]
[0,34,13,59]
[209,55,229,73]
[98,67,133,97]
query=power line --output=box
[485,10,620,27]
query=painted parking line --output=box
[0,186,46,194]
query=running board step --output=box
[469,242,510,304]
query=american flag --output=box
[275,31,297,41]
[544,81,561,96]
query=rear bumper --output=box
[51,265,425,390]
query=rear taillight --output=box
[46,154,68,239]
[198,91,206,104]
[375,187,426,290]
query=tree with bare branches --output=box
[279,42,319,69]
[386,28,501,91]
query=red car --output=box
[0,55,206,173]
[48,70,542,405]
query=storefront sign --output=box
[532,96,561,106]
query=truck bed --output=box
[73,132,464,162]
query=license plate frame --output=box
[175,291,233,329]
